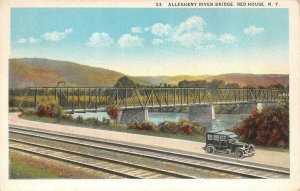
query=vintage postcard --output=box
[0,0,300,190]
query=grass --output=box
[10,157,63,178]
[19,113,206,143]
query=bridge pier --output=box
[257,102,276,111]
[189,104,215,129]
[120,108,149,124]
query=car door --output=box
[219,135,228,149]
[213,134,220,149]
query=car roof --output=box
[206,130,237,136]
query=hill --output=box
[9,58,288,88]
[9,58,126,88]
[135,74,288,88]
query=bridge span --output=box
[19,86,288,127]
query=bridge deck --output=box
[64,100,277,113]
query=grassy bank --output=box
[19,113,206,143]
[10,155,63,178]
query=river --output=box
[72,112,250,131]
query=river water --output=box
[72,112,250,131]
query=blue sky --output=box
[11,8,289,76]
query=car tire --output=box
[235,149,244,159]
[206,145,216,154]
[249,148,255,156]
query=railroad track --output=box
[9,125,290,179]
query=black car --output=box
[203,130,255,159]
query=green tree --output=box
[224,83,240,88]
[114,76,137,87]
[268,83,285,89]
[208,79,225,90]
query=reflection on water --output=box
[73,112,250,131]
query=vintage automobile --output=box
[203,130,255,159]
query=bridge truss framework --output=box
[18,87,289,112]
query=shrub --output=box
[9,107,22,113]
[85,117,100,126]
[128,121,158,132]
[75,115,85,125]
[234,104,289,147]
[61,114,74,122]
[36,102,64,118]
[158,119,205,136]
[159,121,179,134]
[102,117,111,125]
[21,108,35,116]
[106,105,120,123]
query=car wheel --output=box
[249,148,255,156]
[206,145,215,154]
[235,150,244,159]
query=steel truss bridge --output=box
[18,86,289,112]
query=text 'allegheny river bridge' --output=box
[19,86,289,126]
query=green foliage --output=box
[224,83,240,88]
[9,107,22,113]
[114,76,149,87]
[10,158,63,178]
[114,76,138,87]
[36,102,64,118]
[85,117,101,126]
[177,79,240,90]
[208,79,225,90]
[234,103,289,147]
[21,108,35,116]
[61,114,74,121]
[102,117,111,125]
[75,116,85,125]
[178,80,208,87]
[128,121,159,132]
[268,83,285,89]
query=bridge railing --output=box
[16,87,288,111]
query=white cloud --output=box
[244,26,264,36]
[152,38,163,45]
[203,33,217,41]
[219,33,236,43]
[175,16,205,36]
[131,27,142,33]
[151,23,172,37]
[17,38,27,44]
[117,34,144,48]
[41,28,73,41]
[65,28,73,33]
[170,16,213,48]
[173,32,205,48]
[86,32,114,47]
[28,37,39,44]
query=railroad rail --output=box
[9,125,290,179]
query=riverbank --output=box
[9,112,289,168]
[18,113,206,143]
